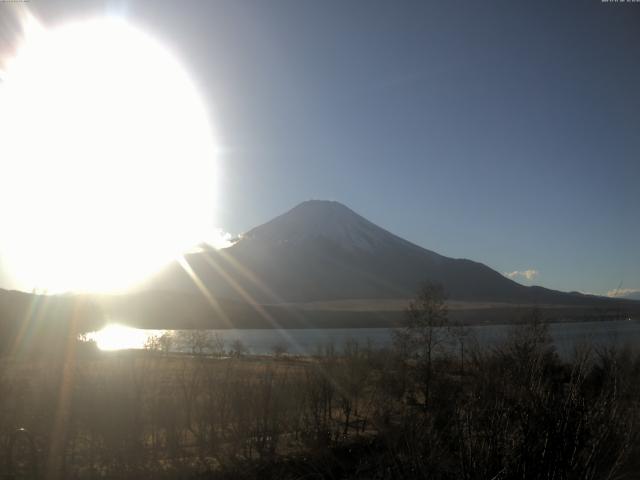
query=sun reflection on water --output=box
[84,324,167,351]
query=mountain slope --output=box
[145,200,622,307]
[1,201,636,339]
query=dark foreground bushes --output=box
[0,318,639,479]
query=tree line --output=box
[0,283,638,479]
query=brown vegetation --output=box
[0,290,639,479]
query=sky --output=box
[0,0,638,296]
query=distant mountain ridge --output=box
[1,200,637,337]
[146,200,624,307]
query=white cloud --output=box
[504,269,539,281]
[185,228,234,253]
[607,288,640,300]
[204,228,234,249]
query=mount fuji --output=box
[7,199,626,331]
[143,200,626,310]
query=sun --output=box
[0,16,218,293]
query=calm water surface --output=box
[87,320,640,357]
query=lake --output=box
[86,319,640,357]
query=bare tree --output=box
[448,320,473,376]
[394,282,448,407]
[158,332,173,356]
[211,332,226,357]
[271,343,288,359]
[230,339,248,358]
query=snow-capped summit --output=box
[146,200,625,308]
[238,200,411,253]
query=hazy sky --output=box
[2,0,639,296]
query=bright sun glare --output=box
[0,15,218,293]
[85,323,164,351]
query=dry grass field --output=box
[2,314,640,479]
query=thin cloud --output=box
[185,228,234,253]
[205,228,234,249]
[607,288,640,299]
[504,269,539,281]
